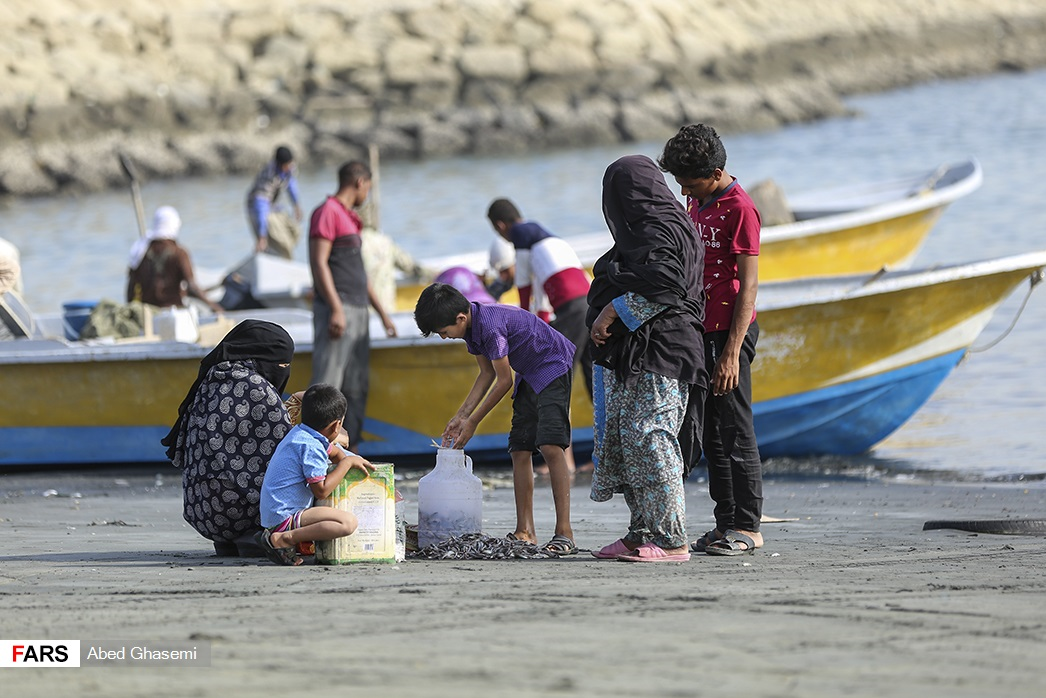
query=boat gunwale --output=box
[754,249,1046,312]
[5,245,1041,361]
[759,158,982,243]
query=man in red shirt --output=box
[659,124,764,556]
[308,161,396,451]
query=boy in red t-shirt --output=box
[658,124,764,556]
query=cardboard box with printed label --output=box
[315,463,396,564]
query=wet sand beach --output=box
[1,468,1044,697]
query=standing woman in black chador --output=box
[162,320,295,556]
[587,154,707,562]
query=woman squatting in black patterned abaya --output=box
[162,320,295,556]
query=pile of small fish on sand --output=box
[408,533,565,560]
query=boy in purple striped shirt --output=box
[414,282,578,555]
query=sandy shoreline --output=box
[1,467,1044,697]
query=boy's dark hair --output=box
[487,198,522,225]
[275,146,294,166]
[657,124,727,180]
[414,283,470,337]
[301,383,347,431]
[338,160,372,188]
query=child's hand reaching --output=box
[442,416,476,449]
[441,416,463,447]
[332,445,373,474]
[314,450,375,499]
[345,455,373,475]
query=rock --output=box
[121,135,189,181]
[368,125,418,160]
[310,134,367,167]
[1,0,1046,197]
[404,6,466,43]
[536,97,620,149]
[618,90,683,142]
[171,133,232,176]
[528,39,598,77]
[459,45,528,82]
[226,11,287,45]
[747,179,795,226]
[0,144,57,196]
[417,121,470,159]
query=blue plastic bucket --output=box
[62,300,98,341]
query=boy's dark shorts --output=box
[508,372,572,453]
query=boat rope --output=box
[968,269,1045,353]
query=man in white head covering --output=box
[127,206,222,313]
[128,205,181,271]
[0,236,22,296]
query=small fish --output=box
[409,533,561,560]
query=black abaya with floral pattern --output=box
[162,319,295,542]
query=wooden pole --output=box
[368,143,381,230]
[118,152,147,238]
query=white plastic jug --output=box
[416,447,483,549]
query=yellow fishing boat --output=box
[207,159,982,314]
[2,248,1042,467]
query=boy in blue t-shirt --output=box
[257,383,373,566]
[413,282,578,555]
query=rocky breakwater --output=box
[2,0,1046,197]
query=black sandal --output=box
[689,529,722,553]
[255,530,302,566]
[704,530,756,556]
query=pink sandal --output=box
[616,542,691,562]
[592,538,633,559]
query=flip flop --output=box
[617,542,691,562]
[689,529,722,553]
[255,529,302,566]
[592,538,632,559]
[541,534,578,556]
[704,530,756,556]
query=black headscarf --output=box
[586,155,705,385]
[588,154,705,317]
[161,319,295,460]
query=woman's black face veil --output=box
[161,319,295,460]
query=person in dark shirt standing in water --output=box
[246,145,303,257]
